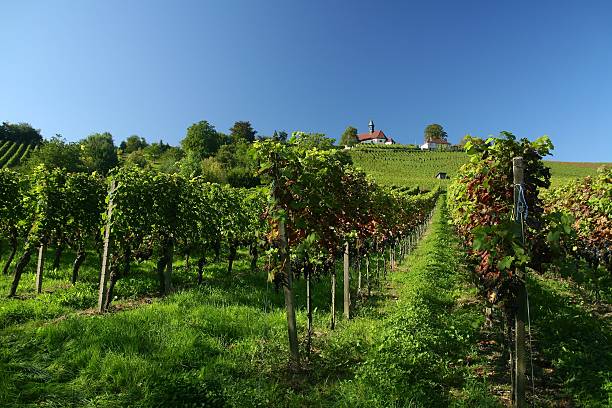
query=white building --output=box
[420,138,450,150]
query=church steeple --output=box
[368,120,374,134]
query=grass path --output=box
[322,195,501,407]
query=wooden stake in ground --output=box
[513,157,527,408]
[279,217,299,363]
[35,243,46,294]
[357,251,362,296]
[98,180,116,313]
[330,256,336,329]
[343,241,350,319]
[306,266,313,353]
[366,255,370,297]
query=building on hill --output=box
[357,120,396,145]
[420,137,450,150]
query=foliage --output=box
[424,123,447,142]
[79,132,119,175]
[181,120,224,160]
[199,157,226,183]
[155,147,183,173]
[24,135,84,172]
[122,149,150,169]
[215,141,259,187]
[229,121,257,144]
[119,135,148,154]
[447,132,553,301]
[25,166,71,246]
[0,169,26,248]
[178,151,205,178]
[63,173,106,250]
[142,140,172,157]
[542,168,612,293]
[0,121,43,145]
[271,130,288,142]
[254,139,439,281]
[288,131,336,150]
[340,126,359,147]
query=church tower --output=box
[368,120,374,134]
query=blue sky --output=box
[1,1,611,162]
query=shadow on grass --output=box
[527,274,611,407]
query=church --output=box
[357,120,396,144]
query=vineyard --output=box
[0,140,36,169]
[0,137,610,407]
[349,147,609,189]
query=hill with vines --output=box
[0,140,37,169]
[349,145,610,189]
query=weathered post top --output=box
[513,157,524,185]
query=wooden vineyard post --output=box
[35,243,46,294]
[98,180,116,313]
[343,241,350,319]
[357,249,362,296]
[330,256,336,329]
[366,255,371,297]
[164,240,174,294]
[279,216,299,363]
[306,267,313,353]
[513,157,527,408]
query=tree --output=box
[181,121,223,160]
[271,130,288,142]
[24,135,84,173]
[229,121,257,144]
[340,126,359,147]
[424,124,447,142]
[0,122,43,145]
[289,131,335,150]
[120,135,148,154]
[80,132,119,175]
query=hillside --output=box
[0,140,36,169]
[349,147,610,189]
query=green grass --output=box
[527,272,612,407]
[349,149,610,189]
[1,196,609,406]
[0,198,503,407]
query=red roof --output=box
[357,130,388,141]
[425,138,450,144]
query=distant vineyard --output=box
[350,148,610,190]
[0,140,36,168]
[350,150,468,190]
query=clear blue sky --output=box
[1,1,611,162]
